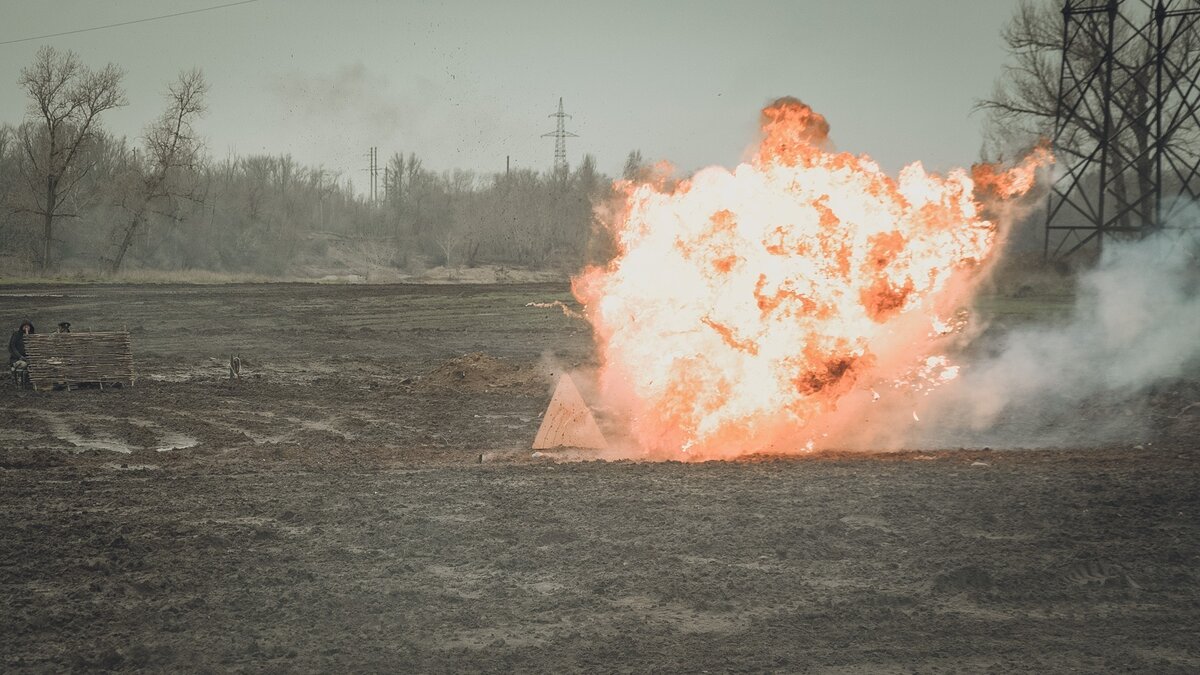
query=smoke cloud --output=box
[916,217,1200,449]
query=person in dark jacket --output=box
[8,320,34,365]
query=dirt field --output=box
[1,282,1198,672]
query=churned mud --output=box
[1,283,1197,672]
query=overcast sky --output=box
[0,1,1020,194]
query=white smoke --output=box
[919,216,1200,448]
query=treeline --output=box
[0,47,620,277]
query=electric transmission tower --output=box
[542,97,578,173]
[1045,0,1200,258]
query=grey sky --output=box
[0,1,1020,193]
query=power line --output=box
[0,0,262,46]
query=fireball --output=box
[573,97,1049,459]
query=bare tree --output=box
[978,2,1062,149]
[404,152,425,235]
[386,152,405,206]
[110,68,208,273]
[0,125,11,163]
[18,46,125,271]
[622,149,646,181]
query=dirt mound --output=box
[418,352,548,394]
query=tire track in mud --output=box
[15,409,199,454]
[145,403,433,448]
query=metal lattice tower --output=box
[1045,0,1200,258]
[542,97,578,173]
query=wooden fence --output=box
[22,332,135,390]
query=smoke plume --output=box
[917,219,1200,448]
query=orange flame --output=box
[574,98,1050,459]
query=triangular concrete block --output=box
[533,374,608,450]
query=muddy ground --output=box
[1,282,1198,672]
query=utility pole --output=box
[364,147,378,203]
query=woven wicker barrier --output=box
[22,332,135,390]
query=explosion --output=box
[573,97,1050,460]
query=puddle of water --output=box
[28,410,198,454]
[0,429,42,443]
[155,432,199,452]
[55,427,134,454]
[30,412,133,454]
[0,293,96,298]
[102,462,159,471]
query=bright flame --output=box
[574,98,1050,460]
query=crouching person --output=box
[9,320,34,387]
